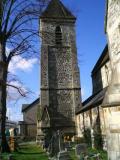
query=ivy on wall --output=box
[83,128,92,147]
[93,107,103,150]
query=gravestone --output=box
[64,142,72,151]
[57,151,71,160]
[75,143,87,158]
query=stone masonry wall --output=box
[23,105,38,124]
[23,104,38,137]
[105,0,120,159]
[107,0,120,65]
[92,60,112,94]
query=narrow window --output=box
[55,26,62,45]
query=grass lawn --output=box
[1,143,108,160]
[1,143,48,160]
[69,147,108,160]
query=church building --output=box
[76,0,120,159]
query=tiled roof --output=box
[41,0,76,19]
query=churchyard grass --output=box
[1,143,107,160]
[69,147,107,160]
[69,149,78,160]
[1,143,48,160]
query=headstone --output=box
[75,143,87,157]
[64,142,72,151]
[48,132,59,157]
[57,151,71,160]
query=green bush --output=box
[88,147,108,160]
[93,123,103,150]
[83,128,92,147]
[94,133,103,150]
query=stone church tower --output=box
[37,0,82,144]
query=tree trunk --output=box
[0,42,10,153]
[0,1,10,151]
[1,71,10,153]
[1,73,10,153]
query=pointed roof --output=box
[41,0,76,20]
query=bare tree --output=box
[0,0,49,152]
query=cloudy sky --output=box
[7,0,106,121]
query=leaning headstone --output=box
[57,151,72,160]
[75,143,87,158]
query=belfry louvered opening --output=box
[55,26,62,45]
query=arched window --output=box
[55,26,62,45]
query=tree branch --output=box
[7,83,28,97]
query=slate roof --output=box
[76,88,107,114]
[41,0,76,20]
[76,45,109,114]
[22,98,39,112]
[92,45,109,76]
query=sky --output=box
[7,0,107,121]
